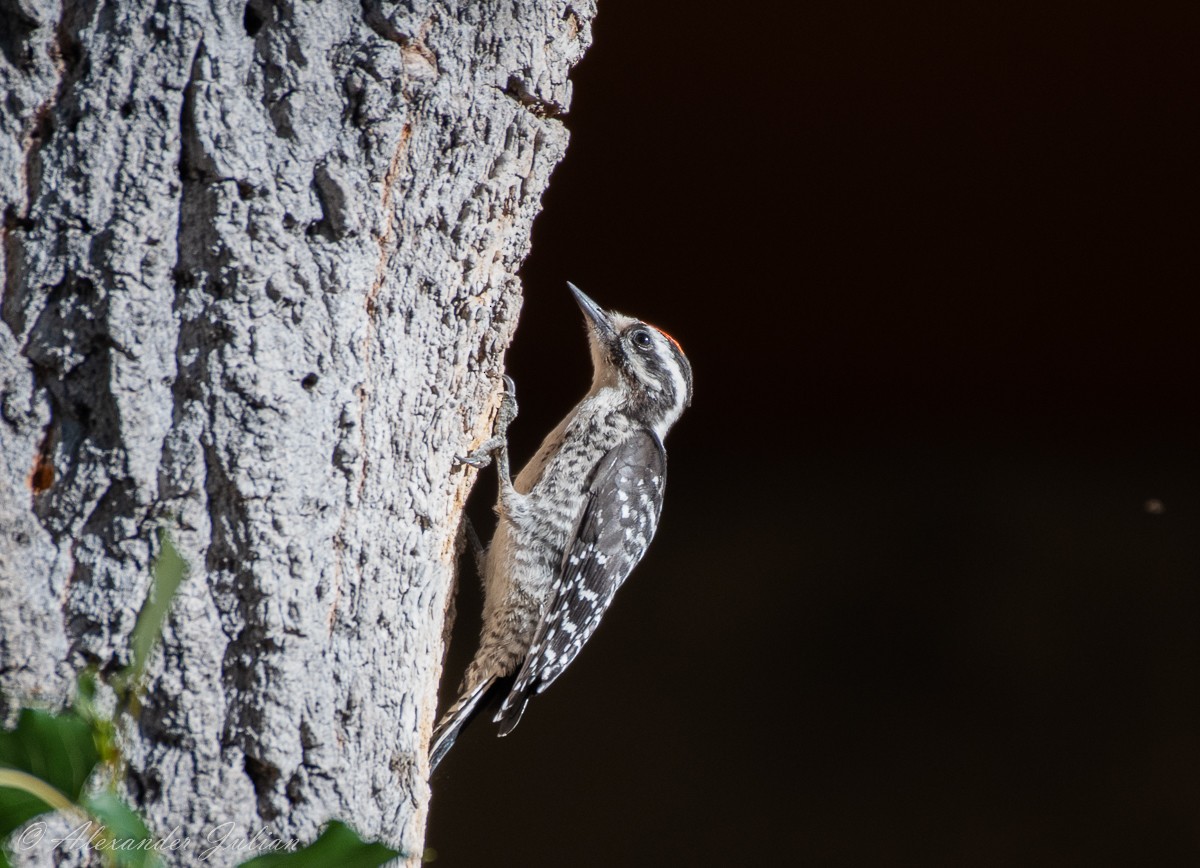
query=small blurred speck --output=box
[1144,498,1165,515]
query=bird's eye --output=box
[631,329,653,349]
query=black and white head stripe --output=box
[611,319,693,440]
[566,283,693,440]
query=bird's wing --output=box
[495,430,667,734]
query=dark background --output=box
[428,2,1200,864]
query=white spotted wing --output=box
[495,430,667,734]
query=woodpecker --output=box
[431,282,693,769]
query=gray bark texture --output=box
[0,0,593,862]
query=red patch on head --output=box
[649,324,684,355]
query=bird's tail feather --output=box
[430,676,497,771]
[493,684,531,737]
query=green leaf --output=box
[73,672,121,772]
[0,779,55,840]
[237,821,400,868]
[128,529,188,684]
[76,671,98,707]
[0,709,99,836]
[81,792,161,868]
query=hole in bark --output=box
[119,100,134,118]
[3,205,34,231]
[243,2,264,36]
[301,373,318,390]
[242,754,280,819]
[305,220,332,239]
[172,267,197,289]
[29,456,54,494]
[0,14,38,70]
[285,773,304,804]
[58,31,83,76]
[236,181,255,200]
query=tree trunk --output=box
[0,0,593,862]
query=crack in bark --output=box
[360,1,437,69]
[1,28,60,334]
[173,38,294,828]
[359,3,438,100]
[498,77,566,120]
[173,39,275,829]
[161,37,204,502]
[366,122,412,319]
[25,274,119,540]
[2,0,101,336]
[27,420,55,494]
[3,4,105,649]
[328,120,415,634]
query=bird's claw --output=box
[496,375,518,431]
[454,446,495,470]
[455,376,516,471]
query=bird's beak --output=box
[567,282,617,341]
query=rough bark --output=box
[0,0,593,862]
